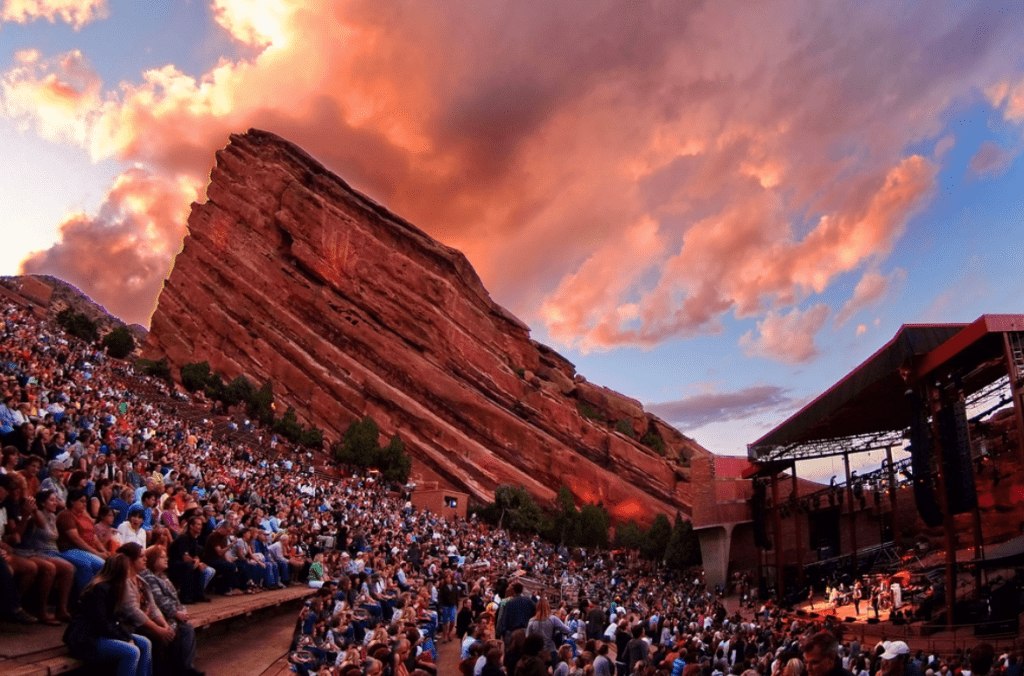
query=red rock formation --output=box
[144,129,710,525]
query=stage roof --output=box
[749,315,1024,462]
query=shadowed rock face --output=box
[145,129,709,524]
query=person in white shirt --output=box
[116,506,148,548]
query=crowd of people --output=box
[1,297,1021,676]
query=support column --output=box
[770,470,785,602]
[1002,333,1024,468]
[791,468,804,590]
[844,453,858,573]
[886,446,898,547]
[925,381,957,631]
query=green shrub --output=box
[641,431,665,456]
[299,426,324,449]
[56,308,99,343]
[180,361,212,392]
[577,401,604,421]
[136,358,172,381]
[247,381,275,426]
[616,418,635,438]
[101,326,135,359]
[515,368,526,378]
[333,417,411,483]
[220,375,255,408]
[273,407,305,442]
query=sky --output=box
[1,0,1023,480]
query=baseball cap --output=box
[881,641,910,660]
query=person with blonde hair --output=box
[784,658,807,676]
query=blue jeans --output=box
[54,549,104,593]
[79,634,152,676]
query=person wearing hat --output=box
[881,641,921,676]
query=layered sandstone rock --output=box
[145,129,709,524]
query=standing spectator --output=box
[496,581,535,641]
[439,568,460,643]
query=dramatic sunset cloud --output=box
[20,168,199,324]
[0,0,106,29]
[3,0,1022,359]
[739,304,831,364]
[834,269,903,328]
[648,385,796,430]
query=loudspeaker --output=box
[908,391,943,527]
[937,401,977,514]
[844,617,856,623]
[867,618,880,624]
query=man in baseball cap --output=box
[881,641,920,676]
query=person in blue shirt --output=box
[108,486,133,528]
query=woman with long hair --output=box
[526,597,572,667]
[63,552,153,676]
[115,543,182,676]
[5,476,74,623]
[139,545,203,676]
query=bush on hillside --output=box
[56,308,99,343]
[101,326,135,359]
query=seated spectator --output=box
[168,516,214,604]
[308,552,334,589]
[140,545,205,676]
[55,488,108,585]
[0,472,39,624]
[40,460,68,507]
[94,506,119,553]
[6,478,74,622]
[63,551,153,676]
[109,486,134,528]
[118,505,149,549]
[201,519,243,596]
[160,496,181,539]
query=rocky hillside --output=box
[0,274,147,345]
[144,129,708,524]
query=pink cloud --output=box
[739,304,831,364]
[3,0,1021,341]
[968,141,1016,176]
[20,168,200,326]
[0,0,107,29]
[834,268,903,327]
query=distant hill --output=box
[0,274,148,346]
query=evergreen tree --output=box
[578,503,610,549]
[493,485,547,534]
[221,375,255,408]
[101,326,135,358]
[640,513,672,561]
[247,381,275,426]
[551,486,580,546]
[614,520,644,550]
[664,513,701,569]
[273,407,305,442]
[180,361,212,392]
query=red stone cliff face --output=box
[144,129,709,525]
